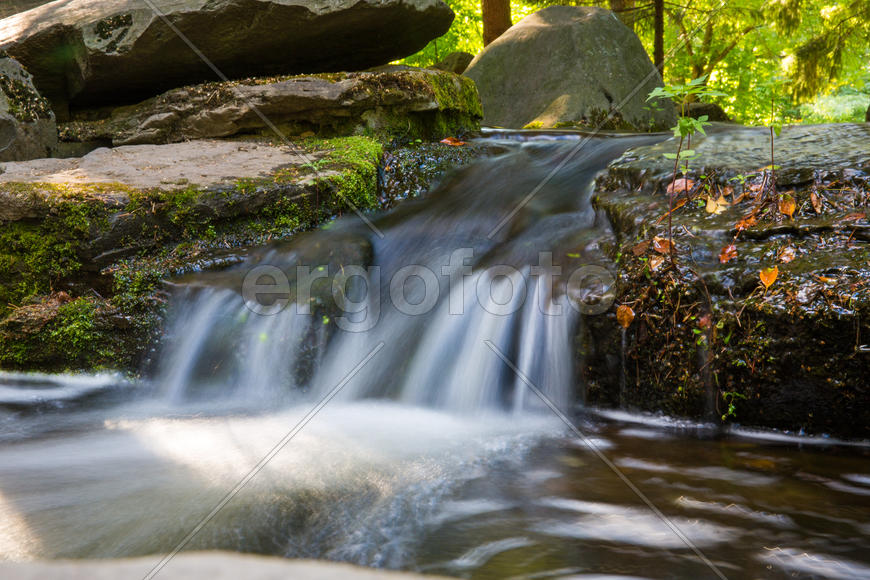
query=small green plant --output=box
[721,390,747,421]
[647,76,725,261]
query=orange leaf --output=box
[439,137,467,146]
[778,246,796,263]
[759,266,778,289]
[653,236,674,254]
[666,178,695,194]
[779,193,796,219]
[616,305,635,329]
[810,191,823,213]
[655,197,688,224]
[735,214,758,232]
[649,254,665,271]
[841,212,867,222]
[719,244,737,264]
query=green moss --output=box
[426,71,484,119]
[0,191,111,318]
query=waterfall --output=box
[152,135,651,415]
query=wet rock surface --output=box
[589,123,870,438]
[0,54,56,161]
[463,6,675,131]
[59,68,482,146]
[0,0,455,117]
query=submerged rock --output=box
[463,6,675,131]
[0,0,455,117]
[60,68,482,146]
[0,54,55,161]
[589,123,870,438]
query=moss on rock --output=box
[0,136,386,373]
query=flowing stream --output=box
[1,133,868,579]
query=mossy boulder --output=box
[0,54,55,161]
[587,123,870,438]
[0,136,385,372]
[0,0,455,118]
[463,6,675,131]
[60,68,482,147]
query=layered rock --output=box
[588,123,870,437]
[0,54,56,161]
[464,6,675,131]
[0,0,455,118]
[0,136,385,371]
[60,68,482,146]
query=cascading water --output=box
[2,133,869,579]
[154,135,641,413]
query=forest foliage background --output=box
[400,0,870,125]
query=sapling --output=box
[647,75,725,261]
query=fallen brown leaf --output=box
[778,246,796,263]
[666,178,695,194]
[649,254,665,271]
[719,244,738,264]
[779,193,796,219]
[653,236,674,254]
[631,240,651,255]
[616,305,635,329]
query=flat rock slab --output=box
[60,68,482,146]
[608,123,870,188]
[0,552,449,579]
[0,0,455,116]
[0,140,311,190]
[464,6,675,131]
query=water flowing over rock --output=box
[0,0,455,118]
[463,6,676,131]
[60,68,482,146]
[0,54,56,161]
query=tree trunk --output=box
[482,0,511,46]
[653,0,664,76]
[609,0,636,30]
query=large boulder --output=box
[0,1,52,20]
[0,53,56,161]
[59,68,482,146]
[464,6,676,131]
[0,0,455,118]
